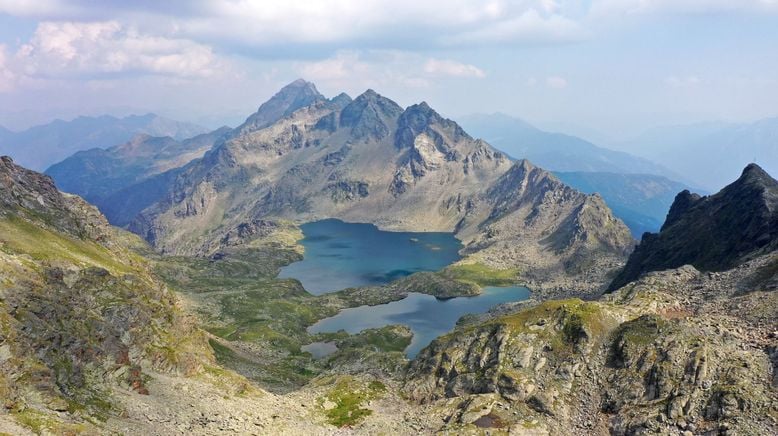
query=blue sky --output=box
[0,0,776,138]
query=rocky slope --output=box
[405,253,778,435]
[128,81,633,292]
[609,163,778,290]
[0,156,214,432]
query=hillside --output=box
[405,256,778,435]
[0,156,215,432]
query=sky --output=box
[0,0,777,139]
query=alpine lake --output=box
[279,219,531,358]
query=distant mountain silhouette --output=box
[622,118,778,190]
[0,114,208,171]
[459,113,679,178]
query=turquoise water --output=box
[278,219,463,295]
[280,219,531,358]
[308,287,531,358]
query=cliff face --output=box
[127,83,633,290]
[609,163,778,291]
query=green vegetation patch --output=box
[318,377,386,427]
[0,216,134,274]
[442,263,521,287]
[614,314,668,347]
[12,407,88,435]
[336,325,412,353]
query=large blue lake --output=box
[278,218,463,294]
[279,219,531,357]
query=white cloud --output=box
[0,1,591,51]
[546,76,568,88]
[182,1,590,50]
[13,21,223,79]
[444,9,585,45]
[298,50,434,92]
[299,51,372,82]
[423,58,485,78]
[298,51,487,93]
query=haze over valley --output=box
[0,2,776,435]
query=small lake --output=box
[279,219,463,295]
[309,287,531,358]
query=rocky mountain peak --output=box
[515,158,535,173]
[237,79,325,134]
[608,163,778,291]
[732,162,778,194]
[395,102,470,150]
[339,89,403,139]
[661,189,702,231]
[329,92,353,109]
[2,155,67,214]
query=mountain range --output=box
[41,93,697,238]
[621,118,778,190]
[117,80,634,291]
[0,113,208,171]
[459,113,681,178]
[457,113,697,234]
[46,127,230,225]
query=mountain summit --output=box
[237,79,325,134]
[608,163,778,290]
